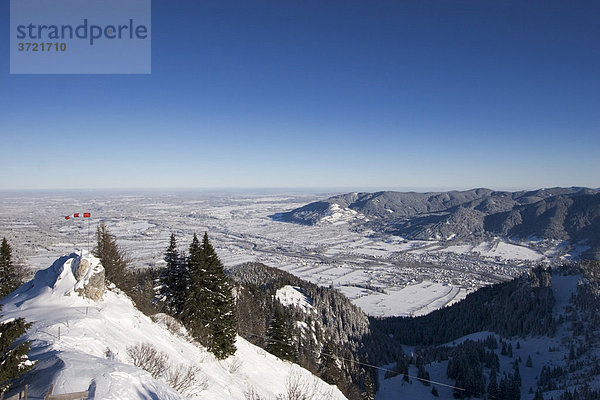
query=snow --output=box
[436,240,544,261]
[318,204,365,225]
[477,241,544,261]
[1,253,346,400]
[561,242,591,260]
[342,281,467,317]
[275,285,314,313]
[434,243,473,254]
[377,362,456,400]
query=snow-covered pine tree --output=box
[267,305,295,362]
[182,232,236,360]
[158,234,175,309]
[0,307,32,394]
[0,238,18,297]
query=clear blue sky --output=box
[1,0,599,191]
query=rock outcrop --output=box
[72,255,105,301]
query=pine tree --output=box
[509,380,521,400]
[93,223,128,286]
[417,357,430,386]
[267,305,295,361]
[513,363,521,389]
[422,370,431,386]
[362,372,375,400]
[182,232,236,360]
[0,307,32,393]
[0,238,18,297]
[320,339,342,385]
[181,233,212,348]
[499,370,521,400]
[488,366,499,400]
[188,233,201,274]
[533,388,544,400]
[499,375,508,400]
[569,345,575,360]
[164,233,179,277]
[526,355,533,368]
[158,233,187,315]
[201,232,237,359]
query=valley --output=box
[0,191,574,318]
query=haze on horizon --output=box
[1,1,598,191]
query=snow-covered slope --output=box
[318,204,367,225]
[2,252,346,399]
[275,285,314,313]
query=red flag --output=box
[83,212,91,218]
[73,213,80,218]
[65,216,70,220]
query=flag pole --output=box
[64,213,91,257]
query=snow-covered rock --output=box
[72,256,105,301]
[2,253,347,400]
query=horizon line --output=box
[0,185,597,195]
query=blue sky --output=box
[1,0,599,191]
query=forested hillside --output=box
[372,266,555,346]
[228,262,387,399]
[374,262,600,400]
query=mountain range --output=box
[273,187,600,259]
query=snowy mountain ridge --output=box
[274,188,600,259]
[1,252,347,400]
